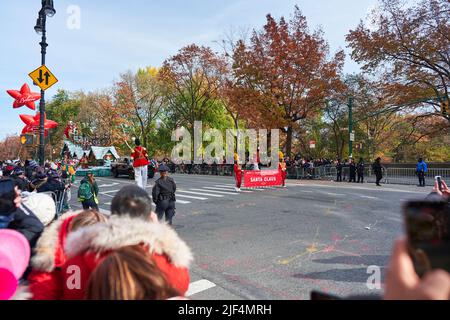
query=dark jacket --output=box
[13,176,31,192]
[8,204,44,249]
[152,177,176,204]
[372,162,383,175]
[349,163,357,175]
[36,178,65,193]
[357,162,365,174]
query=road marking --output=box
[359,195,379,200]
[98,183,119,188]
[324,192,346,196]
[178,190,224,198]
[99,208,111,215]
[176,200,191,204]
[186,279,216,297]
[104,202,111,205]
[101,189,120,194]
[214,185,254,193]
[176,194,208,200]
[100,193,115,198]
[191,188,238,195]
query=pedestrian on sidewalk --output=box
[357,158,365,183]
[152,165,176,225]
[349,159,357,183]
[77,171,99,210]
[372,157,384,186]
[335,159,343,182]
[416,158,428,187]
[131,138,150,190]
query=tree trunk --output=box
[285,126,293,159]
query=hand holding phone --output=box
[435,176,443,192]
[403,200,450,277]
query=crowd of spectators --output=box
[1,157,449,300]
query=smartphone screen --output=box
[403,201,450,277]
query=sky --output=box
[0,0,379,139]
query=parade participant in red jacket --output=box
[279,152,287,187]
[27,210,108,300]
[131,138,150,189]
[234,154,242,192]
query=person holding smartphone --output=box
[385,178,450,300]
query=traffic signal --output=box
[20,134,35,146]
[441,99,449,115]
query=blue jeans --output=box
[82,199,99,211]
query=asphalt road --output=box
[69,173,432,300]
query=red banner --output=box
[243,169,282,188]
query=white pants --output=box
[134,166,148,190]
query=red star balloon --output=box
[7,84,41,110]
[20,113,58,136]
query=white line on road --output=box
[101,189,120,194]
[190,188,238,195]
[214,185,254,193]
[178,190,224,197]
[176,194,208,200]
[99,193,115,198]
[176,200,191,204]
[186,279,217,297]
[99,208,111,215]
[324,192,346,196]
[98,183,120,188]
[359,195,379,200]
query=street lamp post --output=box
[34,0,56,165]
[348,96,354,159]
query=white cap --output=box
[23,193,56,226]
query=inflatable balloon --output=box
[20,113,58,137]
[7,84,41,110]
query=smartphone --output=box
[403,200,450,277]
[435,176,443,192]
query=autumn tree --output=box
[115,67,164,151]
[231,6,345,157]
[346,0,450,124]
[159,44,229,132]
[0,136,29,160]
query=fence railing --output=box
[168,164,450,186]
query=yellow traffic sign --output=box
[29,65,58,91]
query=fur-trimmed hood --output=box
[65,215,193,268]
[31,211,79,272]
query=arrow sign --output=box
[29,65,58,91]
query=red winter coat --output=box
[29,215,193,300]
[131,146,149,168]
[27,212,80,300]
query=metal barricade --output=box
[385,168,450,186]
[41,189,66,218]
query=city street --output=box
[69,174,430,300]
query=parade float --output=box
[62,122,121,177]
